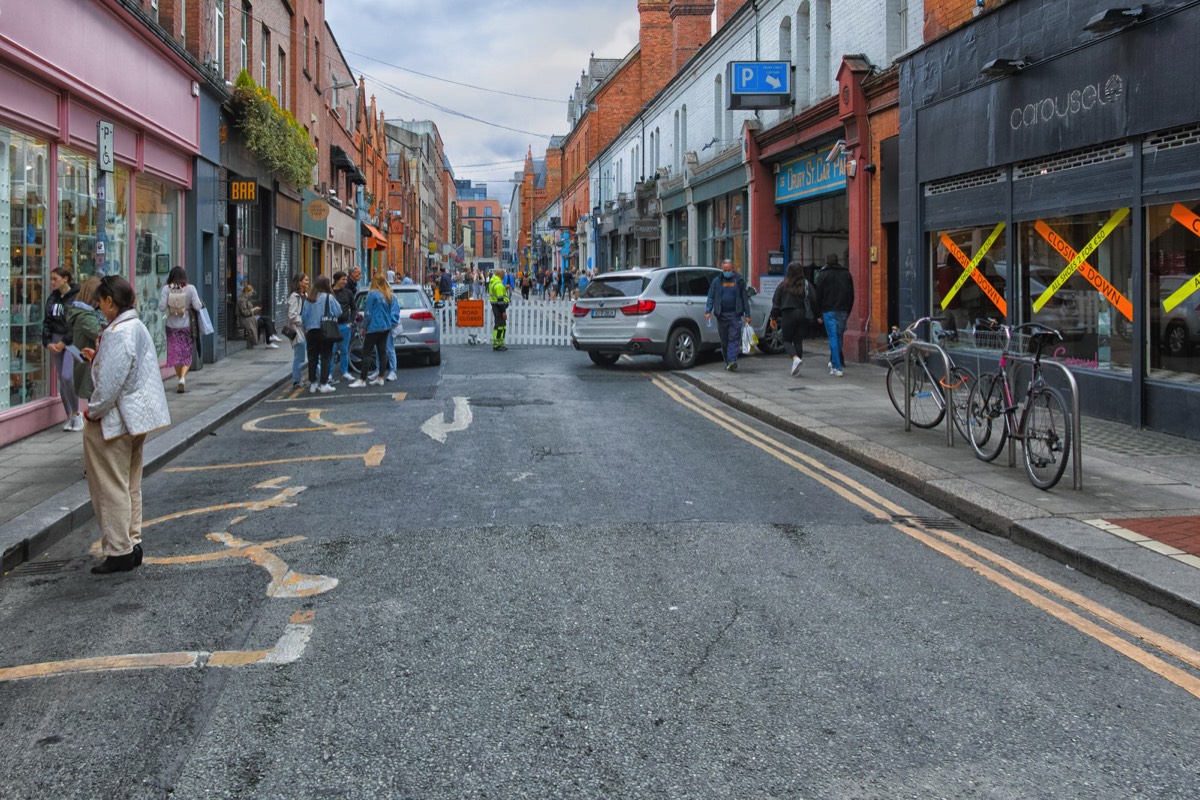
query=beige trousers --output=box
[82,420,146,557]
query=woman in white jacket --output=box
[82,275,171,574]
[286,274,309,387]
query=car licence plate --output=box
[592,309,615,318]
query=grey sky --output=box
[324,1,644,199]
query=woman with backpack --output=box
[42,267,84,430]
[299,274,341,394]
[770,260,819,377]
[158,266,202,393]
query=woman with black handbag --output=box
[770,261,819,378]
[299,275,342,394]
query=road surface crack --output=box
[686,604,742,677]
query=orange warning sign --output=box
[456,299,485,328]
[1034,216,1133,321]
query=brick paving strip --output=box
[1088,516,1200,569]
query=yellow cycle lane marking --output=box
[242,407,372,436]
[650,374,1200,700]
[3,481,338,684]
[0,611,318,683]
[164,445,386,473]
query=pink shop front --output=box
[0,0,199,446]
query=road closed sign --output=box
[457,299,485,328]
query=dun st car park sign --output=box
[727,61,792,110]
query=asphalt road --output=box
[2,346,1199,799]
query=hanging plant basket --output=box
[229,71,317,189]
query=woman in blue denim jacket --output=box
[349,273,396,388]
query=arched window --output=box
[796,3,812,108]
[673,111,681,171]
[779,16,792,63]
[681,104,688,158]
[815,0,831,97]
[655,127,662,173]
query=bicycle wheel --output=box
[885,352,945,428]
[945,365,975,442]
[1021,386,1071,490]
[966,372,1007,461]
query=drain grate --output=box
[7,559,83,576]
[890,515,975,533]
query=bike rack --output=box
[999,355,1084,490]
[904,340,956,448]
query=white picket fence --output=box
[436,298,575,346]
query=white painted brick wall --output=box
[593,1,923,204]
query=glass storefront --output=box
[2,130,50,411]
[134,174,181,360]
[788,191,848,284]
[1018,209,1133,370]
[666,209,687,266]
[58,149,128,282]
[1146,198,1200,379]
[933,223,1010,336]
[700,191,748,271]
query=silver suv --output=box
[571,266,780,369]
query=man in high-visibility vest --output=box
[488,267,510,351]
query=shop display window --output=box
[2,129,49,411]
[1017,210,1133,371]
[789,192,848,284]
[1146,199,1200,379]
[932,223,1009,339]
[57,149,128,283]
[134,175,181,360]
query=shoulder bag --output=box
[320,296,343,342]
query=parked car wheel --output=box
[427,351,442,366]
[1165,321,1190,357]
[663,326,699,370]
[588,351,620,367]
[758,320,785,354]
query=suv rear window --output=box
[583,276,649,298]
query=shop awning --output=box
[361,222,387,250]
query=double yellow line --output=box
[650,373,1200,700]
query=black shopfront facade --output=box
[898,0,1200,439]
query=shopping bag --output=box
[740,323,756,355]
[197,307,214,336]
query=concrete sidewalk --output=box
[682,352,1200,624]
[0,344,292,572]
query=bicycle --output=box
[964,320,1071,490]
[872,316,975,439]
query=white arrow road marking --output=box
[421,396,473,443]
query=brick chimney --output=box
[714,0,745,30]
[671,1,716,72]
[639,1,674,97]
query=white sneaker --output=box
[266,343,280,349]
[309,383,319,394]
[268,335,282,343]
[790,357,802,377]
[367,372,379,381]
[385,371,397,382]
[348,379,367,388]
[318,383,335,393]
[832,368,844,377]
[74,414,86,431]
[370,378,386,387]
[63,414,81,431]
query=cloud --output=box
[324,0,642,199]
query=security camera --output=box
[825,140,847,163]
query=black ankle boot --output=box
[132,544,143,567]
[91,552,136,574]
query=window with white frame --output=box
[779,16,792,62]
[214,1,225,76]
[714,76,723,144]
[886,0,910,61]
[655,127,662,173]
[796,2,812,107]
[260,25,269,86]
[277,47,285,108]
[674,111,681,171]
[239,3,248,74]
[815,0,831,97]
[681,105,688,158]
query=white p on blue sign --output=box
[727,61,793,110]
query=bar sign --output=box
[230,180,258,203]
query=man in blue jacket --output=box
[704,259,752,371]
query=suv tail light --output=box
[571,303,590,318]
[411,311,434,321]
[621,299,657,316]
